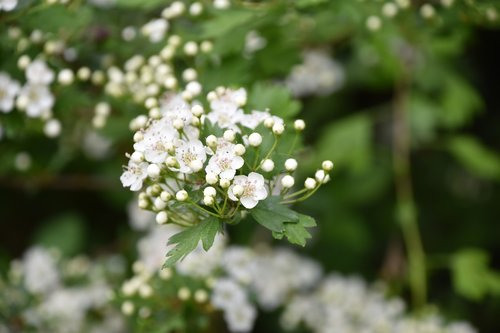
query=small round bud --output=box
[248,133,262,147]
[284,158,298,172]
[159,268,172,280]
[138,199,149,209]
[173,118,184,130]
[382,3,398,17]
[281,175,295,188]
[223,130,235,142]
[77,67,91,81]
[207,91,217,101]
[194,289,208,303]
[191,117,200,126]
[189,2,203,16]
[304,177,317,189]
[203,196,214,206]
[206,173,218,185]
[263,117,275,128]
[315,169,326,183]
[200,41,213,53]
[176,190,188,201]
[186,81,202,96]
[219,178,231,188]
[206,135,217,147]
[234,144,246,156]
[57,69,74,85]
[189,160,203,172]
[139,284,153,298]
[95,102,111,117]
[43,119,61,138]
[272,123,285,135]
[160,191,172,201]
[121,301,135,316]
[131,151,144,163]
[366,15,382,31]
[203,186,217,197]
[164,76,177,89]
[322,160,334,171]
[17,55,31,70]
[183,41,198,56]
[144,97,158,109]
[134,131,144,142]
[147,164,161,178]
[261,159,274,172]
[294,119,306,131]
[182,68,197,82]
[191,104,204,117]
[232,184,244,197]
[154,197,167,210]
[420,4,435,19]
[156,211,168,224]
[178,287,191,301]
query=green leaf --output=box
[439,76,482,128]
[24,5,92,34]
[451,249,491,300]
[250,196,299,232]
[115,0,165,9]
[248,83,301,119]
[201,10,255,38]
[283,214,317,246]
[164,217,221,268]
[447,136,500,180]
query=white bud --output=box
[263,117,275,128]
[186,81,202,96]
[440,0,454,7]
[284,158,298,171]
[166,156,178,168]
[133,131,144,142]
[304,177,317,189]
[173,118,184,130]
[420,4,435,19]
[95,102,111,117]
[219,178,230,188]
[191,104,204,116]
[121,301,135,316]
[366,16,382,31]
[191,117,200,126]
[43,119,61,138]
[189,160,203,172]
[183,41,198,56]
[203,186,217,197]
[159,268,172,280]
[149,108,162,120]
[206,135,217,147]
[281,175,295,188]
[382,3,398,17]
[164,76,177,89]
[139,284,153,298]
[131,151,144,163]
[147,164,161,178]
[207,91,217,101]
[92,116,106,129]
[206,173,218,185]
[234,144,246,156]
[315,169,326,183]
[203,196,214,206]
[181,90,193,101]
[176,190,188,201]
[294,119,306,131]
[248,133,262,147]
[194,289,208,303]
[77,67,91,81]
[144,97,158,109]
[138,199,148,209]
[156,211,168,224]
[168,35,182,47]
[189,2,203,16]
[322,160,334,171]
[223,130,235,142]
[396,0,410,8]
[154,197,167,210]
[272,123,285,135]
[17,55,31,70]
[160,191,172,201]
[57,69,74,85]
[200,41,213,53]
[182,68,197,82]
[232,184,244,197]
[178,287,191,301]
[261,159,274,172]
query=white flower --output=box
[26,60,54,85]
[120,160,149,191]
[228,172,268,209]
[0,72,20,113]
[205,149,244,180]
[224,302,257,333]
[211,278,247,310]
[0,0,18,11]
[133,118,178,164]
[18,84,54,118]
[22,247,60,295]
[142,18,169,43]
[174,139,207,174]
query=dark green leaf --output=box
[250,196,299,232]
[248,83,301,119]
[283,214,317,246]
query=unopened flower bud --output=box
[248,133,262,147]
[294,119,305,131]
[232,184,244,197]
[166,156,178,168]
[315,169,326,183]
[160,191,172,201]
[154,197,167,210]
[272,123,284,135]
[173,118,184,130]
[284,158,298,171]
[206,135,217,147]
[261,159,274,172]
[322,160,334,171]
[191,104,204,117]
[147,164,161,178]
[203,196,214,206]
[223,130,235,142]
[178,287,191,300]
[156,211,168,224]
[206,173,218,184]
[176,190,188,201]
[281,175,295,188]
[121,301,135,316]
[219,178,230,188]
[131,151,144,163]
[304,177,317,189]
[203,186,217,197]
[234,144,246,156]
[263,117,275,128]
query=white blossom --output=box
[120,160,149,191]
[228,172,268,209]
[174,139,207,173]
[0,0,18,11]
[22,247,60,295]
[26,60,54,85]
[17,84,54,118]
[0,72,20,113]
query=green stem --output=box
[256,135,279,171]
[281,185,320,205]
[392,71,427,309]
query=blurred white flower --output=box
[0,0,17,11]
[26,60,54,85]
[17,84,54,118]
[0,72,20,113]
[22,247,60,295]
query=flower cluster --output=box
[121,85,333,264]
[0,247,126,333]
